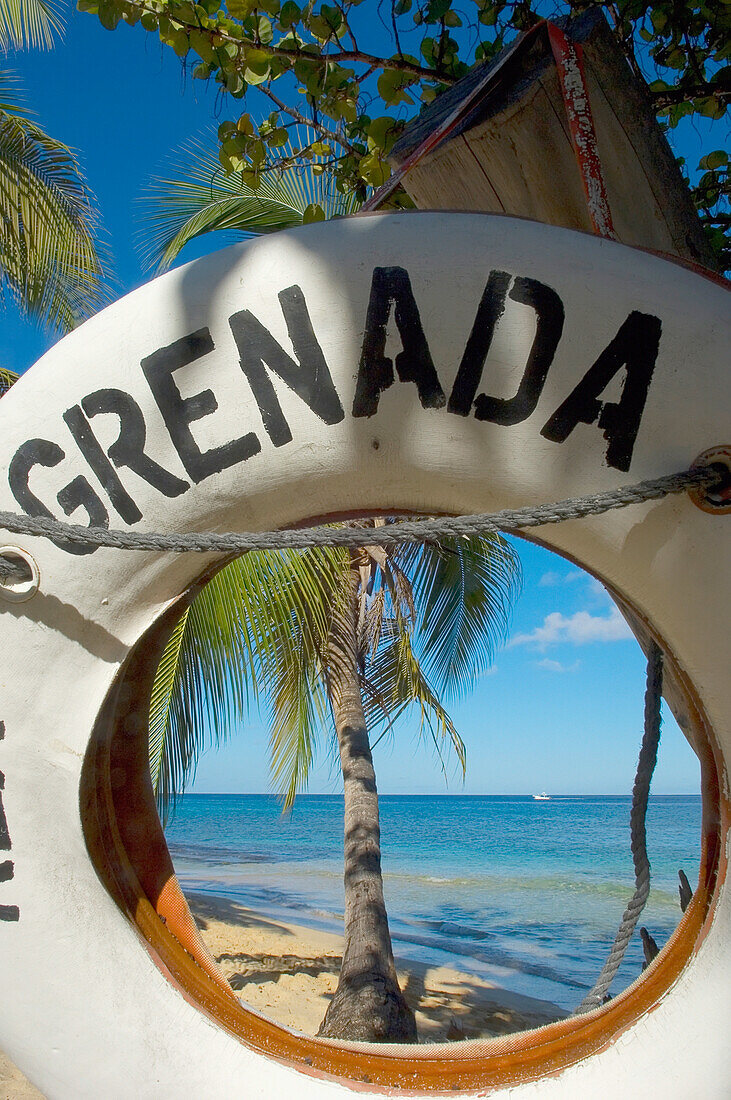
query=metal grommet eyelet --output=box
[689,446,731,515]
[0,546,40,603]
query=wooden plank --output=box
[581,18,714,266]
[584,64,677,253]
[464,75,592,231]
[402,77,593,230]
[391,12,716,269]
[400,134,506,213]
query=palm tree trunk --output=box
[318,556,417,1043]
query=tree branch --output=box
[390,0,403,62]
[128,1,455,84]
[701,213,731,227]
[652,84,730,108]
[258,85,355,154]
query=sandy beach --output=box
[188,890,564,1043]
[0,891,564,1097]
[0,1054,43,1100]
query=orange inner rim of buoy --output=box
[80,552,726,1094]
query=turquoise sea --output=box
[166,794,701,1012]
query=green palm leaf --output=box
[0,71,29,117]
[149,607,191,802]
[150,545,347,818]
[0,0,63,50]
[0,365,18,393]
[149,571,255,819]
[394,535,521,696]
[264,545,351,809]
[364,626,467,777]
[139,130,361,272]
[0,94,110,331]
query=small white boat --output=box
[533,792,551,801]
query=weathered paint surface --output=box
[0,214,728,1098]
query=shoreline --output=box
[188,890,566,1042]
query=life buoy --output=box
[0,213,728,1098]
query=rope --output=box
[0,465,719,585]
[0,556,21,583]
[574,641,663,1014]
[0,463,702,1007]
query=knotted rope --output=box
[0,557,19,583]
[0,464,719,585]
[574,640,664,1014]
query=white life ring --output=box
[0,213,728,1098]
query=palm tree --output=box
[0,0,62,51]
[138,131,359,271]
[0,365,17,392]
[0,1,108,335]
[144,142,521,1043]
[150,531,520,1043]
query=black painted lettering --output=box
[8,439,108,556]
[64,404,143,524]
[81,389,189,500]
[0,771,8,851]
[352,266,445,417]
[448,271,510,416]
[541,311,662,471]
[448,272,564,424]
[0,723,18,920]
[142,330,260,482]
[230,285,345,448]
[0,857,17,923]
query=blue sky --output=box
[4,8,704,795]
[187,536,700,796]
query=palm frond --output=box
[0,0,63,50]
[393,534,521,697]
[149,607,190,800]
[264,545,351,809]
[0,71,29,117]
[150,545,349,818]
[149,567,257,820]
[267,641,330,810]
[0,110,110,331]
[0,365,18,393]
[139,129,361,272]
[364,627,466,778]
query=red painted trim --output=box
[363,19,618,238]
[547,22,616,240]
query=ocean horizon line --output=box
[182,791,700,799]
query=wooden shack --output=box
[388,9,714,269]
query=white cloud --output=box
[536,658,580,673]
[509,605,632,650]
[538,570,583,587]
